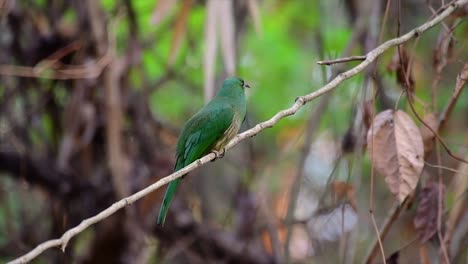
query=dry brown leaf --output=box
[367,110,424,203]
[420,112,438,158]
[387,47,415,94]
[168,0,192,66]
[331,181,357,210]
[151,0,178,25]
[363,99,375,131]
[413,182,445,243]
[341,128,356,154]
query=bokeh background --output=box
[0,0,467,263]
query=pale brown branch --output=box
[425,161,468,176]
[317,55,366,65]
[0,53,111,80]
[438,63,468,131]
[8,1,468,263]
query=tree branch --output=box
[8,0,468,263]
[317,55,367,65]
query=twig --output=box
[365,201,405,263]
[369,87,386,264]
[406,75,468,164]
[317,55,366,65]
[425,161,468,176]
[8,1,468,262]
[0,53,111,80]
[33,40,83,73]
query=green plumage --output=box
[157,77,249,226]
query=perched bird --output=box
[157,77,249,226]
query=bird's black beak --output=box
[243,82,250,89]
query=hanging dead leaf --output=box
[341,128,356,154]
[367,110,424,203]
[331,181,357,210]
[413,182,445,242]
[419,112,438,158]
[363,99,375,131]
[387,47,415,95]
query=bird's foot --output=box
[211,148,225,161]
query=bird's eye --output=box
[240,79,245,87]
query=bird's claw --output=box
[211,148,225,161]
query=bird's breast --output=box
[213,113,242,151]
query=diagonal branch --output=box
[7,1,468,263]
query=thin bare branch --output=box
[8,1,467,263]
[0,53,111,80]
[317,55,367,65]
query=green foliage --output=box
[150,81,203,124]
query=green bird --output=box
[157,77,249,226]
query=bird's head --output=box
[216,77,250,99]
[224,77,250,89]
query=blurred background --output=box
[0,0,467,263]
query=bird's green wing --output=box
[157,103,234,226]
[176,103,235,169]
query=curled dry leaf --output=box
[341,128,356,154]
[367,110,424,203]
[331,181,357,210]
[413,182,445,243]
[387,46,415,94]
[419,112,438,158]
[363,99,375,131]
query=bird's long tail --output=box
[157,178,180,226]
